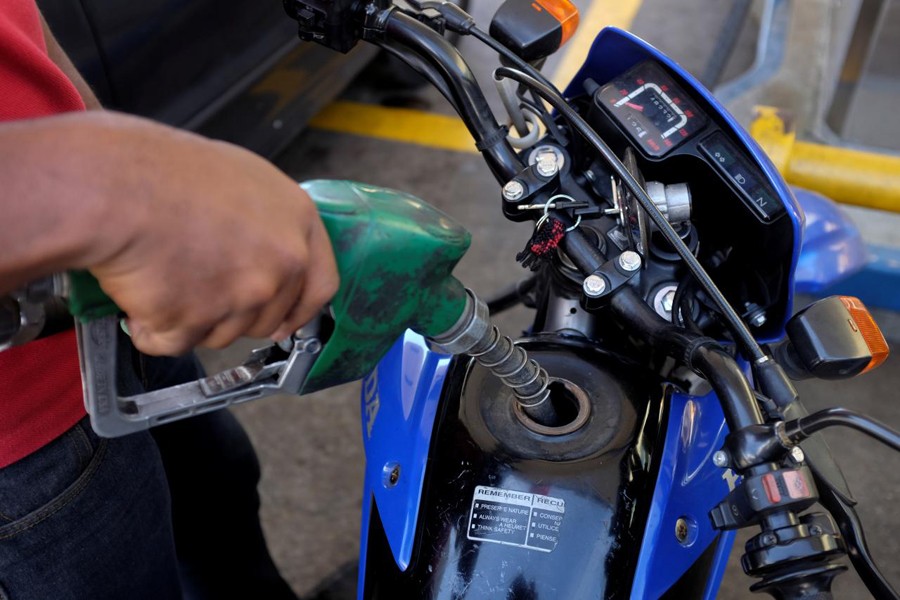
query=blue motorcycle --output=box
[281,1,898,598]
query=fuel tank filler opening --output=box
[515,377,591,435]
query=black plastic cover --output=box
[782,296,874,379]
[489,0,563,62]
[284,0,385,52]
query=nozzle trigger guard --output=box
[76,316,323,437]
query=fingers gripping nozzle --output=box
[430,290,553,423]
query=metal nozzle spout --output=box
[430,290,554,423]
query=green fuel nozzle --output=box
[298,180,471,391]
[302,181,550,416]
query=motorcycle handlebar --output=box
[377,11,523,182]
[609,286,764,430]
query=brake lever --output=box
[817,472,900,600]
[76,315,322,437]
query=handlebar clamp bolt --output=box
[583,275,607,298]
[789,446,805,464]
[536,157,559,178]
[618,251,642,272]
[712,450,730,468]
[532,146,563,178]
[502,180,525,201]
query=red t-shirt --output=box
[0,0,88,468]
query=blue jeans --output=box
[0,333,298,600]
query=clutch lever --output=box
[76,315,323,437]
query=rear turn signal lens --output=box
[839,296,889,373]
[534,0,579,46]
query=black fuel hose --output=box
[485,276,538,315]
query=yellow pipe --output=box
[751,106,900,213]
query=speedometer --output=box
[597,61,707,157]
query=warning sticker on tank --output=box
[467,485,565,552]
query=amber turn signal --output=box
[777,295,890,380]
[839,296,889,373]
[490,0,579,62]
[533,0,579,47]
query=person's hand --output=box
[60,113,338,355]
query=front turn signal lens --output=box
[490,0,579,62]
[534,0,579,47]
[781,295,890,380]
[839,296,889,373]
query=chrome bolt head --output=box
[789,446,805,464]
[583,275,607,297]
[533,147,562,178]
[502,180,525,201]
[713,450,729,468]
[661,289,676,313]
[618,250,642,272]
[652,285,678,320]
[536,157,559,177]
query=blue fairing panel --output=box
[818,244,900,311]
[631,390,736,600]
[358,330,450,584]
[792,187,868,293]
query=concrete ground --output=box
[197,1,900,597]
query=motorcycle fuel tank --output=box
[361,337,680,598]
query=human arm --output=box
[40,14,102,110]
[0,111,338,355]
